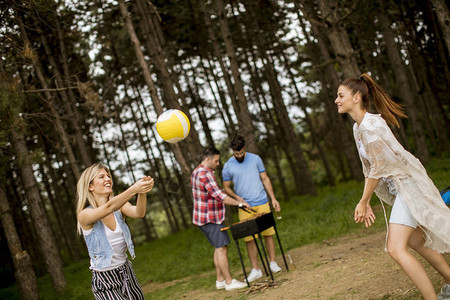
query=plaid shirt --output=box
[191,164,228,226]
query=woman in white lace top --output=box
[335,73,450,300]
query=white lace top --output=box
[353,113,450,253]
[358,139,397,195]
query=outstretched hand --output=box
[363,204,376,227]
[354,202,375,227]
[142,176,153,182]
[132,176,154,194]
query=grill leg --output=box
[235,239,250,287]
[253,234,268,276]
[273,224,289,271]
[258,234,274,281]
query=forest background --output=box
[0,0,449,298]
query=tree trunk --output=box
[41,144,83,259]
[10,129,66,292]
[306,18,363,181]
[240,43,291,201]
[397,3,448,154]
[136,0,203,163]
[54,12,94,167]
[379,11,430,163]
[202,7,241,135]
[200,57,234,137]
[420,1,450,137]
[5,177,47,275]
[56,148,79,202]
[134,91,182,232]
[94,118,120,196]
[271,145,290,202]
[38,163,73,259]
[214,0,259,153]
[126,89,176,239]
[118,0,192,176]
[240,0,317,195]
[251,83,291,201]
[0,186,39,300]
[278,49,335,186]
[113,106,154,241]
[36,13,93,168]
[430,0,450,53]
[183,58,215,146]
[17,16,81,181]
[305,0,362,78]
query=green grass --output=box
[1,157,449,299]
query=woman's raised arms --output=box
[78,177,154,230]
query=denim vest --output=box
[83,210,135,269]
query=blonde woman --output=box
[76,163,154,299]
[335,73,450,300]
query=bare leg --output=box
[246,240,260,270]
[387,224,437,300]
[408,227,450,284]
[214,248,224,282]
[264,235,276,262]
[214,246,232,284]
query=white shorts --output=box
[389,193,418,228]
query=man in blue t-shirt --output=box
[222,135,282,282]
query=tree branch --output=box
[146,0,162,23]
[337,0,362,24]
[295,0,326,28]
[23,86,79,93]
[312,58,337,69]
[312,45,368,70]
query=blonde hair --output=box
[76,163,113,234]
[341,73,406,127]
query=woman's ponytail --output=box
[360,73,406,127]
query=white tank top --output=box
[357,139,368,160]
[82,214,128,271]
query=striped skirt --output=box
[91,260,145,300]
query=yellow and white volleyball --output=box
[156,109,191,143]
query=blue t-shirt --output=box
[222,152,268,206]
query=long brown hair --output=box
[341,73,406,127]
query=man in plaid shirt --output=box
[191,146,250,291]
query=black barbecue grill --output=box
[222,211,289,286]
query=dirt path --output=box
[143,230,449,299]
